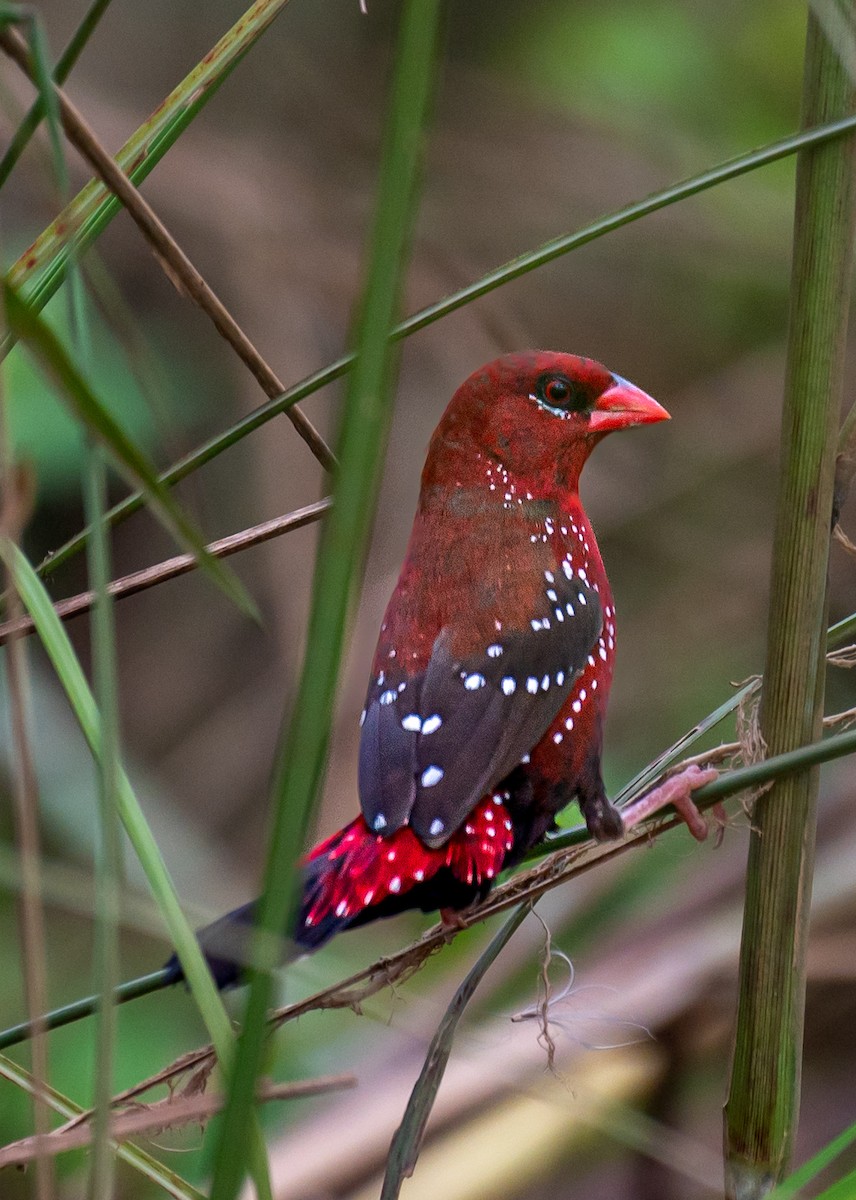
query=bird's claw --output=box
[621,765,719,842]
[440,907,470,939]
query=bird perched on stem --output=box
[0,351,717,1051]
[190,350,717,985]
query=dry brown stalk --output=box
[0,1074,355,1167]
[0,498,331,646]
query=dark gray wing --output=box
[358,571,603,848]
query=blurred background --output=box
[1,0,855,1196]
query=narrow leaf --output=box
[5,0,291,313]
[0,536,274,1197]
[767,1117,856,1199]
[0,0,115,187]
[4,282,258,621]
[26,113,856,583]
[0,1052,208,1200]
[382,906,530,1200]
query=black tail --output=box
[171,855,356,989]
[175,830,488,988]
[0,823,488,1049]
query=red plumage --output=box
[195,351,681,983]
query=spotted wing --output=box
[358,572,603,848]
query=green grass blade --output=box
[0,535,274,1197]
[4,282,258,621]
[767,1118,856,1199]
[207,4,443,1197]
[382,906,530,1200]
[813,1168,856,1200]
[26,112,856,584]
[0,537,234,1050]
[0,1052,208,1200]
[4,0,291,316]
[0,0,115,188]
[83,442,121,1200]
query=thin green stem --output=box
[0,1052,208,1200]
[83,440,121,1200]
[382,905,531,1199]
[3,722,855,1059]
[0,0,115,187]
[24,111,856,587]
[0,540,273,1198]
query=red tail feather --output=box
[303,791,515,931]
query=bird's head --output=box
[424,351,669,495]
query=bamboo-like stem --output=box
[724,10,856,1196]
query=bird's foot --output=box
[440,907,470,940]
[621,766,719,842]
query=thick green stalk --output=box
[724,11,856,1197]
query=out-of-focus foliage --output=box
[1,305,158,500]
[0,1,854,1197]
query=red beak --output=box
[588,374,670,433]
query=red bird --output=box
[191,351,715,986]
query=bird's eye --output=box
[545,378,570,405]
[534,373,588,413]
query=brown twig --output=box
[97,813,692,1109]
[0,1074,355,1167]
[0,24,335,474]
[0,497,331,645]
[28,711,856,1111]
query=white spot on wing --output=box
[429,817,445,837]
[421,765,444,788]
